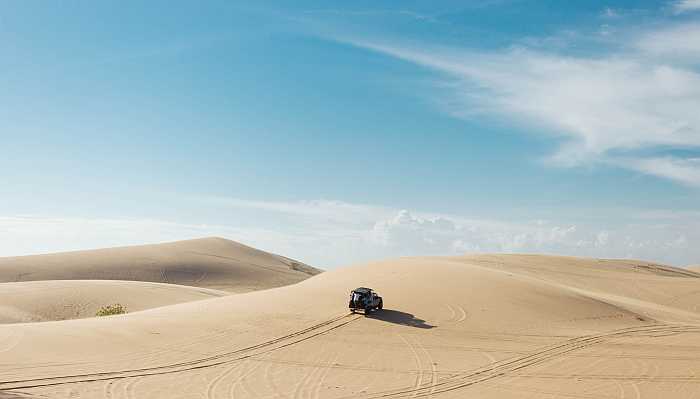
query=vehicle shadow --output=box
[366,309,436,329]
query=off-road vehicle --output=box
[349,287,383,314]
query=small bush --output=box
[96,304,127,317]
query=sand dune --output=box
[0,238,319,324]
[0,280,227,324]
[0,237,320,293]
[689,265,700,272]
[2,253,700,398]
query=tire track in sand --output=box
[455,306,467,323]
[413,336,438,397]
[229,359,266,398]
[292,357,320,399]
[355,323,700,398]
[238,361,266,399]
[0,313,360,391]
[444,305,456,322]
[103,378,119,399]
[261,356,288,398]
[123,375,141,399]
[312,353,341,399]
[397,334,423,397]
[292,351,340,399]
[205,362,247,399]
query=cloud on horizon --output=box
[3,197,698,268]
[337,17,700,187]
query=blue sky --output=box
[1,1,699,267]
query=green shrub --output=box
[96,303,127,317]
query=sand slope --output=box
[0,280,227,324]
[2,254,700,398]
[0,237,320,293]
[0,238,320,324]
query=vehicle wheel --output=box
[378,299,383,310]
[365,307,372,315]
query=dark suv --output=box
[349,287,383,314]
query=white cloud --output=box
[2,197,700,267]
[673,0,700,14]
[625,157,700,186]
[595,231,610,247]
[199,196,389,225]
[370,210,458,252]
[341,21,700,186]
[366,209,700,266]
[636,22,700,60]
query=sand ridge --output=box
[0,237,320,323]
[1,253,700,398]
[0,237,320,292]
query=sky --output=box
[1,0,699,268]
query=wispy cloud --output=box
[337,18,700,186]
[198,196,390,225]
[636,22,700,61]
[3,197,698,267]
[673,0,700,14]
[625,157,700,186]
[302,9,438,23]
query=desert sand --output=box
[0,237,320,293]
[0,238,319,324]
[0,280,227,324]
[1,247,700,398]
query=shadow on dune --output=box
[367,309,435,329]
